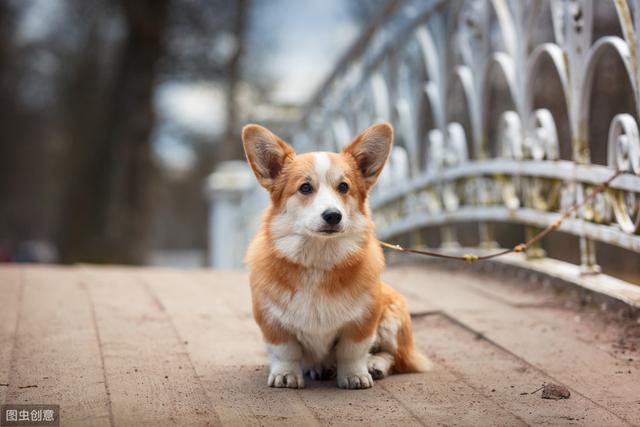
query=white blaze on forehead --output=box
[313,152,332,181]
[311,152,341,212]
[313,152,344,184]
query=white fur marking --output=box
[374,307,401,354]
[336,334,376,389]
[261,265,373,365]
[267,340,305,388]
[313,152,331,178]
[265,269,372,341]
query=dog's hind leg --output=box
[367,352,393,379]
[377,283,433,374]
[371,283,432,377]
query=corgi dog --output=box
[242,123,431,389]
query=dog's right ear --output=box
[242,124,295,190]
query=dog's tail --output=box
[405,347,433,372]
[393,344,433,373]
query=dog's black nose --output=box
[321,209,342,225]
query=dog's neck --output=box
[271,231,368,270]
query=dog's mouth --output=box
[314,227,343,236]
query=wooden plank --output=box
[389,264,639,425]
[381,267,439,314]
[141,268,318,426]
[383,263,559,311]
[413,314,624,425]
[202,366,320,427]
[380,373,526,426]
[301,367,526,426]
[2,266,110,426]
[82,267,218,426]
[140,269,264,366]
[5,263,636,425]
[298,379,425,426]
[145,269,528,426]
[0,266,23,404]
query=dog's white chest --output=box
[265,269,371,355]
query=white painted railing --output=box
[210,0,640,303]
[293,0,640,275]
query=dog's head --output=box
[242,123,393,245]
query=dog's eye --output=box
[337,182,349,193]
[299,183,313,194]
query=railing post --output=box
[524,226,546,260]
[206,161,255,269]
[478,222,498,249]
[440,225,460,249]
[576,183,601,274]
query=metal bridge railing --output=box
[288,0,640,287]
[210,0,640,307]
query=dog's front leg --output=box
[335,333,375,389]
[267,338,305,389]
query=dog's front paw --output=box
[337,371,373,389]
[268,364,305,389]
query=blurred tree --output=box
[0,0,264,265]
[0,1,17,224]
[222,0,250,161]
[61,0,169,264]
[57,0,122,263]
[0,1,61,252]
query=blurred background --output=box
[1,0,638,285]
[0,0,384,267]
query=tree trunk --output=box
[0,3,17,239]
[221,0,250,161]
[60,0,168,264]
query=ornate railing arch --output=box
[291,0,640,296]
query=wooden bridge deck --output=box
[0,264,638,426]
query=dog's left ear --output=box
[342,123,393,190]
